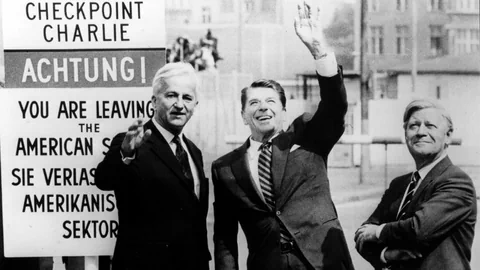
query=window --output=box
[368,0,380,12]
[452,28,480,55]
[167,0,191,9]
[262,0,276,12]
[450,0,479,12]
[470,29,480,52]
[369,26,384,55]
[221,0,234,12]
[245,0,254,12]
[430,25,443,56]
[202,6,211,23]
[396,26,409,55]
[396,0,408,11]
[455,29,468,54]
[427,0,444,11]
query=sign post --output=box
[0,0,165,258]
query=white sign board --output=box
[1,0,165,257]
[2,0,165,50]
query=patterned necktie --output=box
[397,171,420,220]
[172,135,194,190]
[258,142,275,209]
[258,142,292,242]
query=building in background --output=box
[446,0,480,55]
[364,0,479,99]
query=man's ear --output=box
[241,110,248,125]
[151,95,156,108]
[445,128,453,146]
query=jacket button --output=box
[276,211,281,216]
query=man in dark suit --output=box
[95,62,211,270]
[355,100,477,270]
[211,3,354,270]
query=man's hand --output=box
[355,224,380,242]
[354,224,380,253]
[121,119,152,157]
[385,248,422,262]
[294,1,326,59]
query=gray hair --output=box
[152,62,198,97]
[403,99,453,132]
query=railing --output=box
[225,135,462,189]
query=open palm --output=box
[294,2,325,58]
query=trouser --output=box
[279,241,314,270]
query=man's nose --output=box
[174,98,184,108]
[417,123,428,135]
[258,101,268,110]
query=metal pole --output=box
[353,0,361,71]
[384,143,388,190]
[359,0,370,184]
[237,0,243,73]
[411,0,417,92]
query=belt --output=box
[280,240,297,254]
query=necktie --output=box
[258,142,275,209]
[258,142,292,242]
[172,135,194,190]
[397,171,420,220]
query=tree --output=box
[323,2,355,69]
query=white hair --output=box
[151,62,198,97]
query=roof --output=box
[382,53,480,75]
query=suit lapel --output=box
[183,135,207,203]
[145,121,198,201]
[394,174,415,221]
[409,156,452,209]
[271,133,292,208]
[231,140,269,210]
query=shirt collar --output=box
[248,132,280,151]
[248,137,263,152]
[417,153,447,180]
[152,118,182,144]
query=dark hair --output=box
[240,79,287,111]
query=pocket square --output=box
[290,144,301,152]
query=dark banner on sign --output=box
[4,49,165,88]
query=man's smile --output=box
[256,115,273,121]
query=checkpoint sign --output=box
[0,0,165,257]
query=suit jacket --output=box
[95,120,211,270]
[359,156,477,270]
[212,70,355,270]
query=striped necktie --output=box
[258,142,275,209]
[258,142,292,242]
[397,171,420,220]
